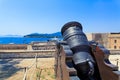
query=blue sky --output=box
[0,0,120,35]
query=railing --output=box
[23,53,38,80]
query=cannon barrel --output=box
[61,21,95,80]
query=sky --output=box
[0,0,120,35]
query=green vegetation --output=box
[47,71,51,75]
[51,74,55,79]
[41,75,45,79]
[36,69,41,80]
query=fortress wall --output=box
[0,51,56,59]
[109,49,120,55]
[0,44,27,50]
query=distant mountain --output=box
[24,32,62,38]
[0,35,23,37]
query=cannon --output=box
[55,21,120,80]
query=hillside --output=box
[24,32,62,38]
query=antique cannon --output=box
[55,21,120,80]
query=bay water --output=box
[0,37,56,44]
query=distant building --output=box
[86,33,108,48]
[108,33,120,50]
[86,33,93,41]
[86,32,120,50]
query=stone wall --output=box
[0,44,27,50]
[109,50,120,55]
[0,42,57,59]
[0,51,56,59]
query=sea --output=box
[0,37,61,44]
